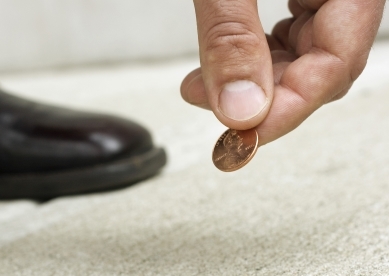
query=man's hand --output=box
[181,0,385,146]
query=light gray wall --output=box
[0,0,387,71]
[0,0,198,71]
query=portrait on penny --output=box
[212,129,259,172]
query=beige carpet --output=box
[0,41,389,275]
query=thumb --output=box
[192,0,273,130]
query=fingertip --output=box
[181,68,202,95]
[184,73,211,110]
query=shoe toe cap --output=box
[87,117,154,159]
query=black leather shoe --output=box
[0,90,167,199]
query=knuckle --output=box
[204,21,261,66]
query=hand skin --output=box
[181,0,386,147]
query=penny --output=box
[212,128,259,172]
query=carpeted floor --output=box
[0,41,389,275]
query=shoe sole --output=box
[0,147,167,200]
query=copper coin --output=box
[212,128,259,172]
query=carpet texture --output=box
[0,41,389,275]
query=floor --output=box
[0,40,389,275]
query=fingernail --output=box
[219,80,267,121]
